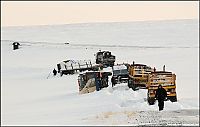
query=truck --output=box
[95,50,115,67]
[57,60,102,75]
[78,71,112,94]
[111,64,129,86]
[128,61,154,90]
[147,71,177,105]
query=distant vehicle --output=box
[57,60,102,75]
[12,42,20,50]
[111,64,129,86]
[78,71,112,94]
[64,42,69,45]
[147,71,177,105]
[95,50,115,67]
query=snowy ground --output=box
[1,19,199,125]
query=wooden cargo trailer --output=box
[147,71,177,105]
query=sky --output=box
[1,1,199,27]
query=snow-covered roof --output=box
[113,65,127,70]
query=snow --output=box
[1,19,199,125]
[59,60,93,70]
[113,65,127,70]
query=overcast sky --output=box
[1,1,199,26]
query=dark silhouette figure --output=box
[53,68,57,76]
[154,67,156,72]
[163,65,166,72]
[111,76,115,87]
[155,85,167,111]
[12,42,20,50]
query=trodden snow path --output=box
[82,109,199,126]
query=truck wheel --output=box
[128,83,131,88]
[170,96,177,102]
[132,84,138,91]
[96,60,99,64]
[128,79,132,88]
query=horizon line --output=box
[1,18,198,28]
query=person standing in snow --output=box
[163,65,166,72]
[154,67,156,72]
[53,68,57,76]
[155,84,167,111]
[111,76,115,87]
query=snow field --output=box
[1,19,199,125]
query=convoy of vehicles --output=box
[56,50,177,105]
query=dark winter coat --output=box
[155,87,167,101]
[53,69,57,75]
